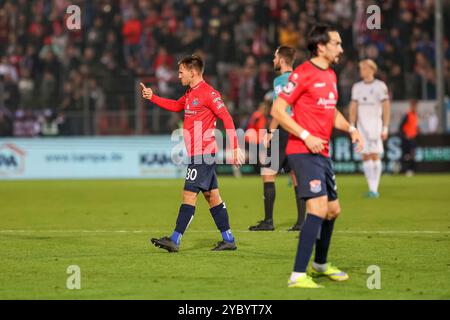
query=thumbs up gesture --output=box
[140,82,153,100]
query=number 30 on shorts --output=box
[186,168,198,181]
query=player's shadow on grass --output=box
[184,238,220,251]
[147,238,215,253]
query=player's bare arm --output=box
[271,96,327,154]
[381,99,390,141]
[348,100,358,126]
[334,109,364,153]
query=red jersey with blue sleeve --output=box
[278,61,338,157]
[150,81,238,157]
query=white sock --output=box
[363,160,375,192]
[290,272,306,282]
[372,160,382,193]
[312,262,327,272]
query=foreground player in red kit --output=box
[141,55,244,252]
[272,25,364,288]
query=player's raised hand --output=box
[351,129,365,153]
[304,135,327,154]
[140,82,153,100]
[233,148,245,167]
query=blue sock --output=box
[210,202,234,243]
[314,219,336,264]
[170,204,195,245]
[221,230,234,243]
[170,231,182,245]
[293,213,323,272]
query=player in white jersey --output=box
[349,59,390,198]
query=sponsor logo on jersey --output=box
[283,81,296,94]
[211,98,224,110]
[309,180,322,193]
[314,82,326,88]
[185,109,197,115]
[317,92,337,109]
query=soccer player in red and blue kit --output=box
[272,25,364,288]
[141,55,244,252]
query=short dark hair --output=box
[178,55,204,73]
[276,46,296,66]
[307,24,338,57]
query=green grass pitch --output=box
[0,174,449,300]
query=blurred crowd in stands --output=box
[0,0,449,137]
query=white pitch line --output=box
[0,230,449,235]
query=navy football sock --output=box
[314,219,336,264]
[263,182,275,222]
[293,214,323,272]
[210,202,234,242]
[294,186,306,227]
[171,204,196,245]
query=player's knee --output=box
[203,191,211,202]
[206,190,222,207]
[262,171,276,182]
[306,198,328,218]
[183,191,198,205]
[210,195,222,207]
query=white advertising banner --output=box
[0,136,187,180]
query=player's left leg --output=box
[362,153,375,195]
[249,137,278,231]
[309,161,348,281]
[370,153,382,197]
[249,172,276,231]
[363,136,383,198]
[309,199,348,281]
[287,154,328,288]
[288,171,306,231]
[151,190,199,252]
[204,188,237,251]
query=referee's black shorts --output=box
[259,127,291,174]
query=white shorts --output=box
[361,131,383,154]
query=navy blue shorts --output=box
[184,156,218,193]
[288,153,338,201]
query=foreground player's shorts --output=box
[184,155,218,193]
[288,153,338,201]
[260,127,291,174]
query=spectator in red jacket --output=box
[122,10,142,61]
